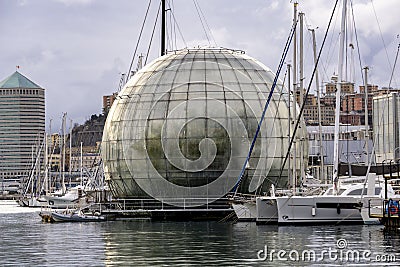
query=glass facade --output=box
[102,48,308,207]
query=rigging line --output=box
[125,0,152,84]
[276,0,340,184]
[370,0,397,86]
[192,0,211,46]
[350,10,356,83]
[320,2,340,82]
[303,15,321,91]
[304,15,317,65]
[388,42,400,89]
[166,0,176,51]
[167,6,187,48]
[165,0,172,51]
[145,0,161,65]
[169,0,178,50]
[165,4,171,51]
[195,0,217,47]
[232,19,297,195]
[165,8,174,51]
[253,68,289,197]
[350,0,365,86]
[261,69,289,193]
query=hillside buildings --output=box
[302,80,399,128]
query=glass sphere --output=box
[102,48,308,207]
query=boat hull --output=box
[44,196,79,208]
[17,196,47,207]
[276,196,363,225]
[232,201,257,221]
[256,197,278,224]
[50,211,107,222]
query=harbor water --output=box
[1,200,399,266]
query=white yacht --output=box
[255,180,325,224]
[275,177,396,225]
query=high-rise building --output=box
[0,71,45,180]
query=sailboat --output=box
[17,135,48,207]
[232,3,320,223]
[43,135,88,208]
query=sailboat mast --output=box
[62,113,67,194]
[333,0,348,193]
[49,119,52,193]
[80,142,83,186]
[31,145,34,196]
[292,1,298,194]
[310,28,325,182]
[161,0,166,56]
[363,66,369,164]
[287,63,293,192]
[299,12,304,107]
[44,132,48,194]
[299,11,305,184]
[69,119,72,178]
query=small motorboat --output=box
[39,209,107,223]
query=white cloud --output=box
[1,0,398,128]
[352,0,400,37]
[17,0,27,6]
[53,0,94,6]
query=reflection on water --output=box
[0,200,399,266]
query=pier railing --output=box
[368,198,400,218]
[383,199,400,218]
[369,198,400,231]
[91,197,232,213]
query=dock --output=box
[369,198,400,231]
[85,198,234,221]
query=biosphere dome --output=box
[101,48,308,207]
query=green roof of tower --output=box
[0,71,43,89]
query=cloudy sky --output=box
[1,0,399,132]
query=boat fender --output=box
[336,204,341,214]
[311,207,316,216]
